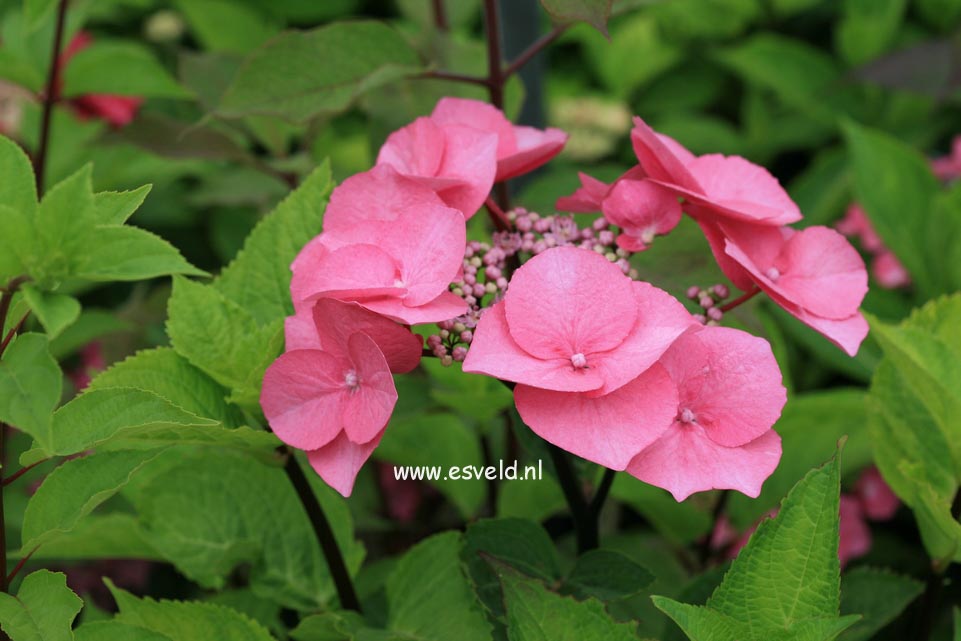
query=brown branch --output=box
[34,0,69,196]
[504,25,568,79]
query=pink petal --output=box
[260,350,349,451]
[556,172,611,213]
[515,363,677,470]
[504,246,638,360]
[285,307,321,351]
[684,154,802,225]
[854,466,900,521]
[323,165,447,233]
[291,242,402,306]
[587,281,696,396]
[311,299,422,374]
[872,251,910,289]
[630,117,700,191]
[839,495,872,567]
[357,291,467,326]
[694,218,758,292]
[307,429,384,497]
[462,301,605,392]
[601,178,682,250]
[377,117,444,177]
[340,333,398,444]
[788,307,869,357]
[627,426,782,501]
[658,326,786,448]
[431,97,516,158]
[496,126,568,181]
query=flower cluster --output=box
[262,99,869,503]
[836,204,910,289]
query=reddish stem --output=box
[719,287,761,313]
[482,0,505,110]
[5,546,38,585]
[2,459,47,487]
[431,0,449,31]
[34,0,69,196]
[484,197,511,232]
[418,69,490,86]
[504,25,567,78]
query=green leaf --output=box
[387,532,492,641]
[133,450,363,611]
[836,0,907,66]
[0,134,37,214]
[92,185,152,225]
[23,513,160,561]
[20,284,80,339]
[218,21,424,122]
[838,567,923,641]
[716,33,841,123]
[62,40,191,98]
[87,347,244,428]
[33,165,97,282]
[39,387,219,457]
[376,413,484,517]
[422,360,513,424]
[75,621,173,641]
[22,0,58,29]
[73,226,206,281]
[48,309,132,360]
[539,0,613,35]
[215,162,332,325]
[21,449,167,551]
[105,580,275,641]
[174,0,281,54]
[0,570,83,641]
[497,564,640,641]
[843,121,942,298]
[565,549,655,602]
[166,276,284,409]
[0,333,61,445]
[654,452,861,641]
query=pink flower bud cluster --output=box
[686,283,730,325]
[835,204,910,290]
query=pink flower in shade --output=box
[376,116,498,218]
[261,300,423,496]
[836,204,883,253]
[290,168,468,325]
[67,342,106,391]
[59,33,142,128]
[430,97,568,181]
[854,466,900,521]
[838,495,872,567]
[872,251,911,289]
[464,246,695,396]
[626,326,785,501]
[931,135,961,181]
[630,116,802,227]
[377,462,425,522]
[719,221,870,356]
[601,178,682,251]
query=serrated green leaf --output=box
[22,513,160,561]
[655,453,861,641]
[0,333,60,445]
[215,162,332,325]
[218,21,424,122]
[0,570,82,641]
[73,226,206,281]
[166,276,284,410]
[62,40,191,98]
[21,449,166,551]
[387,532,492,641]
[565,549,655,602]
[838,567,923,641]
[133,450,362,611]
[20,284,80,339]
[75,621,173,641]
[88,347,244,427]
[376,413,484,517]
[92,185,152,225]
[48,309,132,360]
[497,564,639,641]
[34,164,97,282]
[539,0,613,35]
[106,580,275,641]
[41,387,219,457]
[0,134,37,214]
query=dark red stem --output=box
[34,0,69,196]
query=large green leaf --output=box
[133,450,363,611]
[0,570,82,641]
[218,21,424,122]
[166,276,284,410]
[564,549,655,602]
[62,40,191,98]
[72,226,206,281]
[387,532,492,641]
[0,333,61,446]
[105,581,275,641]
[215,162,332,325]
[20,284,80,339]
[838,567,923,641]
[0,135,37,215]
[75,621,173,641]
[836,0,907,66]
[21,449,167,551]
[654,453,860,641]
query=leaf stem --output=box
[282,447,361,612]
[431,0,449,31]
[719,287,761,313]
[546,444,605,553]
[34,0,69,196]
[503,25,567,79]
[418,69,490,86]
[2,459,46,487]
[481,0,505,111]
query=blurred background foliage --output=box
[2,0,961,638]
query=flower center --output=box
[678,407,696,424]
[344,370,360,391]
[570,352,588,369]
[765,266,781,281]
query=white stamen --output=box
[765,267,781,281]
[679,408,696,424]
[571,353,588,369]
[344,370,359,390]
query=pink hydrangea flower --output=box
[601,178,682,251]
[290,167,467,325]
[931,135,961,181]
[430,97,568,181]
[719,221,869,356]
[60,33,142,128]
[836,204,883,253]
[838,495,872,567]
[872,251,911,289]
[630,116,802,226]
[376,116,498,218]
[463,246,695,396]
[626,326,785,500]
[854,466,900,521]
[262,300,421,496]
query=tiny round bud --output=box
[470,256,482,268]
[441,355,454,367]
[693,314,707,324]
[598,230,615,245]
[486,266,501,279]
[604,251,617,262]
[707,307,723,322]
[593,216,609,231]
[496,277,508,289]
[712,284,729,299]
[485,281,498,294]
[593,244,605,254]
[452,287,464,297]
[453,322,466,334]
[473,283,486,298]
[464,274,476,286]
[464,295,477,306]
[699,295,715,309]
[628,269,639,279]
[439,329,450,339]
[616,248,629,258]
[460,330,473,343]
[452,346,468,362]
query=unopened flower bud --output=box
[452,346,468,362]
[707,307,723,322]
[699,295,715,309]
